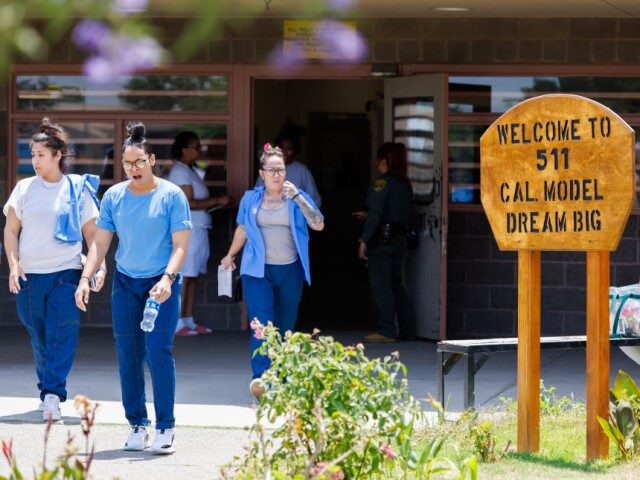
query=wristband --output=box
[80,276,91,283]
[291,192,300,201]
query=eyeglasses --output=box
[122,158,149,170]
[262,168,286,177]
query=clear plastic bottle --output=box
[140,297,160,332]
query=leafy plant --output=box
[0,395,99,480]
[222,321,476,479]
[598,370,640,460]
[470,419,499,462]
[498,379,584,416]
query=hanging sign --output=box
[480,94,635,251]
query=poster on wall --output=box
[283,20,359,60]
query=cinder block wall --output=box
[447,213,639,339]
[2,17,640,329]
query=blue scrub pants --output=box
[242,261,304,379]
[111,270,181,430]
[16,269,81,402]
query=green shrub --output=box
[223,321,477,479]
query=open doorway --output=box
[253,79,383,331]
[252,76,444,338]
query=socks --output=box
[182,316,196,330]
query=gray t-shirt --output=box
[4,176,99,273]
[256,204,298,265]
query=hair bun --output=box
[38,117,68,142]
[127,121,146,139]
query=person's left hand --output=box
[358,240,368,260]
[150,277,173,304]
[283,181,299,199]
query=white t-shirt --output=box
[3,176,99,273]
[166,161,211,228]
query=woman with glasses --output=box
[221,144,324,399]
[75,122,191,455]
[167,131,230,336]
[255,120,322,207]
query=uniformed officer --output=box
[356,142,416,343]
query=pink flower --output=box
[380,443,395,460]
[309,462,344,479]
[254,327,265,340]
[250,318,265,339]
[250,318,262,330]
[263,143,272,152]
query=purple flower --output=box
[111,35,163,71]
[268,41,306,68]
[314,20,368,62]
[83,35,163,84]
[113,0,148,13]
[83,55,119,84]
[327,0,357,10]
[72,20,112,52]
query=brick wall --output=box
[447,212,639,339]
[4,16,640,328]
[29,18,640,65]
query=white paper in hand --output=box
[217,265,233,298]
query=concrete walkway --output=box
[2,326,640,479]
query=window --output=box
[15,74,228,113]
[392,97,435,205]
[448,75,640,210]
[10,69,231,195]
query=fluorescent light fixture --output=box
[433,7,472,12]
[370,63,398,77]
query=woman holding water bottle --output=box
[221,144,324,400]
[75,122,191,455]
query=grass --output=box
[416,400,640,479]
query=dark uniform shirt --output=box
[361,172,413,245]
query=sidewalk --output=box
[2,326,640,479]
[2,327,640,423]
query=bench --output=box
[437,335,640,410]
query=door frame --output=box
[236,64,450,338]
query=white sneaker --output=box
[123,426,150,451]
[249,378,266,400]
[38,400,45,412]
[42,394,61,422]
[150,428,175,454]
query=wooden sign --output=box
[480,94,635,251]
[480,94,636,461]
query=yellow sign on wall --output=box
[480,94,635,251]
[283,20,358,60]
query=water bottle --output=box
[140,297,160,332]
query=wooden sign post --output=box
[480,94,635,459]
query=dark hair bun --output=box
[38,117,68,142]
[126,121,146,139]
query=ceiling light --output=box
[433,7,472,12]
[370,63,399,78]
